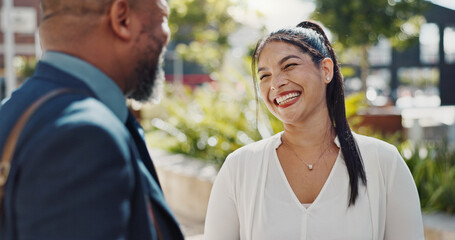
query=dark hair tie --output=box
[297,21,333,60]
[296,21,326,37]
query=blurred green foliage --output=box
[399,68,439,88]
[14,56,37,83]
[345,92,368,119]
[345,92,454,214]
[169,0,239,71]
[340,66,356,78]
[143,71,266,168]
[312,0,427,48]
[401,141,455,214]
[312,0,428,93]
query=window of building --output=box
[368,38,392,66]
[366,69,391,106]
[420,23,440,64]
[396,67,440,108]
[444,26,455,64]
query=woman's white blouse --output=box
[204,132,424,240]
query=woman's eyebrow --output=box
[258,55,301,73]
[278,55,301,65]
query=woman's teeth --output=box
[276,92,300,105]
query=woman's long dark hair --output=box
[251,21,367,206]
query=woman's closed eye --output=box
[284,63,298,70]
[259,74,270,81]
[259,64,296,80]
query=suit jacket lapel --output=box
[125,111,184,239]
[125,111,162,189]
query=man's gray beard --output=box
[129,50,166,103]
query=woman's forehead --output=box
[257,42,308,65]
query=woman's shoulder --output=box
[352,132,403,171]
[353,132,398,155]
[224,133,280,167]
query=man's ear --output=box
[109,0,133,40]
[321,58,334,84]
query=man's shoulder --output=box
[13,96,132,165]
[42,94,129,146]
[55,96,124,130]
[0,83,128,149]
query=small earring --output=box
[327,77,330,81]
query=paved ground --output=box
[175,213,204,239]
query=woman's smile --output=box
[273,91,302,108]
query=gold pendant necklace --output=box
[281,136,332,171]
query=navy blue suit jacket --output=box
[0,62,183,239]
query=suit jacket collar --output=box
[39,52,128,124]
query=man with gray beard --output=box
[0,0,183,239]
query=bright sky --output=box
[239,0,455,34]
[430,0,455,10]
[247,0,316,31]
[229,0,315,32]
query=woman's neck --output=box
[282,110,335,149]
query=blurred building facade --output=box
[0,0,40,100]
[163,42,213,88]
[389,2,455,106]
[0,0,40,62]
[348,1,455,107]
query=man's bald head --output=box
[41,0,119,20]
[38,0,170,101]
[39,0,137,51]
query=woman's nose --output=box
[270,74,288,90]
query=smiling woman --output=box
[204,21,424,240]
[257,43,331,125]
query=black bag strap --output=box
[0,88,74,217]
